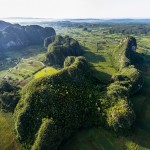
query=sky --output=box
[0,0,150,19]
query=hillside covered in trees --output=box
[0,21,56,50]
[44,35,83,67]
[15,56,101,149]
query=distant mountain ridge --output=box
[0,21,56,50]
[0,20,12,30]
[2,18,150,24]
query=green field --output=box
[34,67,58,79]
[0,46,46,85]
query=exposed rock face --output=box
[0,23,56,50]
[126,37,137,52]
[119,37,137,51]
[45,35,83,67]
[0,20,11,30]
[113,36,143,70]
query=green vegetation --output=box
[61,49,150,149]
[34,67,58,79]
[0,45,46,85]
[0,80,20,112]
[0,112,16,150]
[14,34,144,149]
[102,36,143,133]
[15,56,101,149]
[1,22,150,150]
[106,100,135,132]
[111,36,138,70]
[0,24,56,50]
[45,35,83,67]
[32,118,62,150]
[109,24,150,35]
[56,26,117,83]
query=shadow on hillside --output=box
[131,97,150,149]
[81,45,105,63]
[130,52,150,150]
[83,52,106,63]
[90,67,112,84]
[81,46,110,84]
[82,46,106,63]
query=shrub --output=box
[107,82,129,102]
[121,67,143,95]
[107,100,135,132]
[0,80,20,112]
[64,56,76,67]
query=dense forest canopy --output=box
[109,24,150,35]
[45,35,83,67]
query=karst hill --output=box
[44,35,83,67]
[0,21,56,50]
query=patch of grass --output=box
[0,113,16,150]
[34,67,58,79]
[0,46,45,83]
[61,127,120,150]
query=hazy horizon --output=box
[2,17,150,19]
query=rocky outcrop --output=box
[113,36,142,70]
[0,23,56,50]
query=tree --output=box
[0,80,20,112]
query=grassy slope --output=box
[0,113,16,150]
[34,67,58,79]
